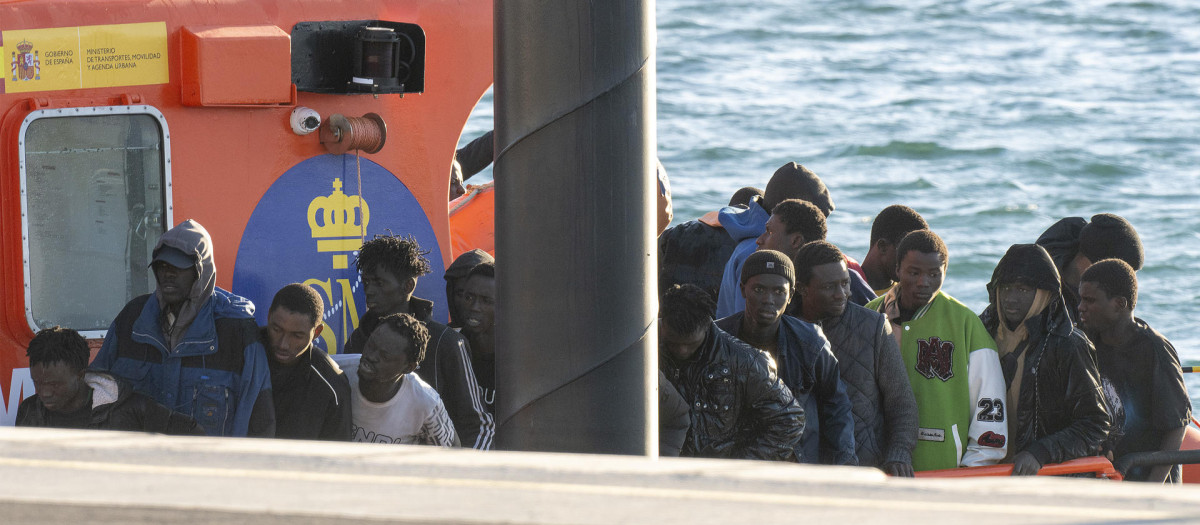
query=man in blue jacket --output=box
[715,163,873,317]
[93,219,275,437]
[715,163,832,318]
[716,250,857,465]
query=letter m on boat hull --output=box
[915,337,954,381]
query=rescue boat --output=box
[1,0,1195,485]
[0,0,491,423]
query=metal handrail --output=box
[1113,450,1200,475]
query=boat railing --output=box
[913,456,1123,480]
[1114,449,1200,477]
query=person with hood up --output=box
[460,262,498,416]
[92,219,275,437]
[18,326,203,435]
[444,249,495,329]
[1035,213,1143,323]
[978,244,1111,476]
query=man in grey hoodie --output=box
[93,220,275,437]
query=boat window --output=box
[20,106,173,335]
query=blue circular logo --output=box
[233,154,446,353]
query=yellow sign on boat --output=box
[4,22,168,93]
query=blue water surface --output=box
[461,0,1200,410]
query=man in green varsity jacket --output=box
[866,229,1008,471]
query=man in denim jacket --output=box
[93,219,274,437]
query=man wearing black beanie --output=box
[717,250,857,466]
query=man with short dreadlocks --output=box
[344,234,495,450]
[336,313,458,446]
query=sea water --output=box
[460,0,1200,409]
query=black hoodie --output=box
[444,249,494,328]
[1035,217,1087,322]
[979,244,1110,466]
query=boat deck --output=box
[1,427,1198,524]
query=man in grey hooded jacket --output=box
[93,219,275,437]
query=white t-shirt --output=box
[334,354,459,446]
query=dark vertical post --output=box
[493,0,656,454]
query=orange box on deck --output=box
[180,25,292,106]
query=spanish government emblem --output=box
[11,40,40,81]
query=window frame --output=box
[18,105,174,338]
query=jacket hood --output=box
[445,249,493,282]
[444,249,493,325]
[211,287,256,319]
[717,198,769,243]
[1035,217,1086,275]
[154,219,217,349]
[982,244,1073,337]
[987,244,1060,300]
[84,370,132,410]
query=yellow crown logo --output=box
[16,40,33,53]
[308,178,370,269]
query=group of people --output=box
[14,160,1192,483]
[17,220,500,451]
[657,161,1193,482]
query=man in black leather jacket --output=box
[979,244,1111,475]
[659,284,805,461]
